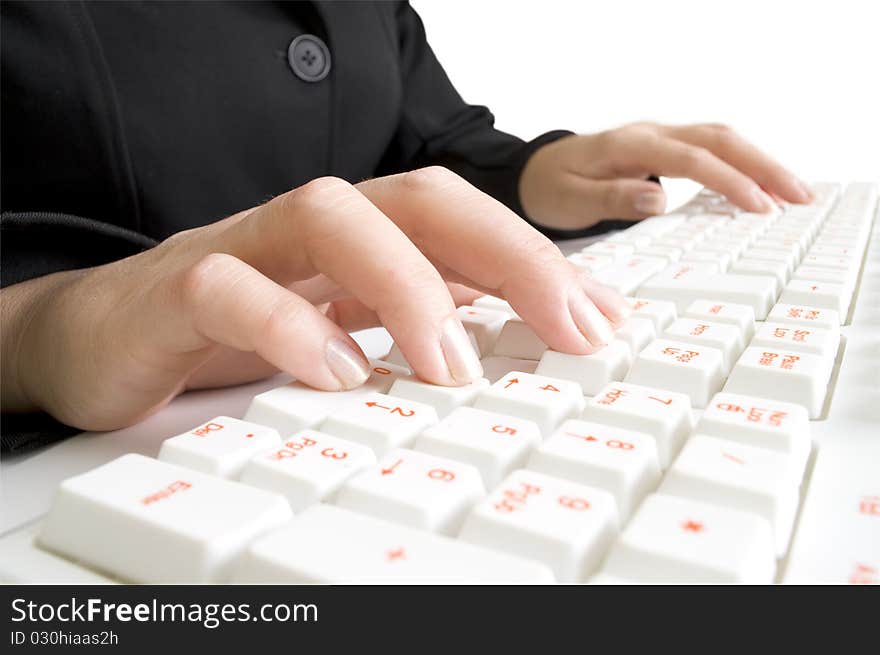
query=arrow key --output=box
[335,448,485,534]
[320,393,439,456]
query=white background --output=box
[413,0,880,207]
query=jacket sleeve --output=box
[375,1,574,226]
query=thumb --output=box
[570,177,668,222]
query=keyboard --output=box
[1,182,878,584]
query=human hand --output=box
[1,168,631,431]
[519,122,814,231]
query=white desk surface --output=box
[0,235,603,534]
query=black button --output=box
[287,34,331,82]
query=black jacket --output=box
[0,1,618,452]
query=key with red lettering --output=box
[459,469,618,582]
[243,360,410,435]
[663,318,744,374]
[779,279,851,317]
[534,341,633,396]
[232,504,553,583]
[473,371,585,436]
[239,430,375,511]
[766,303,841,332]
[660,435,803,555]
[582,382,693,468]
[527,419,661,520]
[625,297,678,331]
[683,299,756,343]
[750,321,839,359]
[36,454,292,583]
[695,392,811,475]
[600,493,775,583]
[723,347,833,418]
[388,374,490,418]
[624,338,725,408]
[415,407,542,488]
[320,392,439,456]
[158,416,281,479]
[334,448,484,535]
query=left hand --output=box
[519,122,815,231]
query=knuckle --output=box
[283,176,355,214]
[400,165,462,192]
[679,145,710,169]
[180,252,240,306]
[261,298,310,344]
[708,122,736,148]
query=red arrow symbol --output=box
[504,378,519,389]
[565,432,598,442]
[381,459,403,475]
[366,401,391,410]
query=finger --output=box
[177,252,371,391]
[217,177,481,386]
[627,135,778,213]
[357,167,629,353]
[557,175,668,221]
[669,124,814,204]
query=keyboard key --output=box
[683,299,756,342]
[243,360,409,435]
[534,341,632,396]
[728,258,787,295]
[625,297,677,331]
[232,504,553,583]
[474,371,585,436]
[694,392,811,474]
[479,356,538,383]
[785,442,880,584]
[239,430,376,511]
[389,375,490,418]
[582,241,635,262]
[723,347,832,418]
[637,268,777,318]
[37,454,292,583]
[582,382,693,468]
[660,435,802,554]
[492,318,547,360]
[766,303,841,330]
[680,249,730,273]
[527,419,661,520]
[415,407,541,488]
[600,493,775,583]
[663,318,743,373]
[334,448,484,535]
[456,305,509,355]
[624,338,725,408]
[473,295,519,318]
[567,252,614,272]
[459,470,618,582]
[157,416,280,479]
[320,392,439,455]
[612,316,656,353]
[750,322,839,359]
[793,265,855,287]
[0,526,116,584]
[635,245,683,263]
[590,256,668,295]
[779,279,850,316]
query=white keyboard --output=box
[2,182,878,584]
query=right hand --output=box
[1,167,631,432]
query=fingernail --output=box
[634,191,666,215]
[325,338,371,390]
[569,289,614,346]
[440,316,483,384]
[795,178,815,202]
[751,187,776,213]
